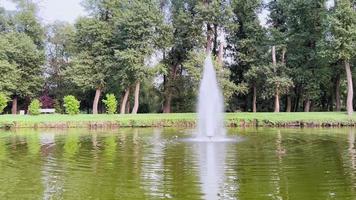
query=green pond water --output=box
[0,128,356,200]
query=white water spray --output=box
[197,55,225,140]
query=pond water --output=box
[0,128,356,200]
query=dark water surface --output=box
[0,128,356,200]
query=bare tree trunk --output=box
[120,88,130,114]
[12,96,17,115]
[92,88,101,114]
[304,99,311,112]
[131,81,140,114]
[274,87,280,112]
[345,60,354,116]
[272,46,277,66]
[335,73,341,111]
[286,96,292,112]
[252,85,257,112]
[272,46,279,112]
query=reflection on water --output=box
[194,142,237,200]
[0,128,356,199]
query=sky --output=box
[0,0,86,24]
[0,0,335,26]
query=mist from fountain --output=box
[197,55,225,140]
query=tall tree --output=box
[157,0,205,113]
[227,0,265,111]
[45,22,75,104]
[326,0,356,115]
[4,32,44,114]
[6,0,45,114]
[282,0,326,112]
[113,0,162,114]
[66,17,113,114]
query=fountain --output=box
[197,55,225,140]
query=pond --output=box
[0,128,355,200]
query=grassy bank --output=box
[0,112,356,129]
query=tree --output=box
[281,0,326,112]
[113,0,162,114]
[266,46,293,112]
[67,17,113,114]
[3,0,45,114]
[45,21,75,104]
[227,0,266,111]
[12,0,45,48]
[3,32,44,114]
[326,0,356,115]
[0,36,19,95]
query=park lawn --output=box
[0,112,355,128]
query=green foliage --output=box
[102,93,118,114]
[28,99,41,115]
[0,93,8,114]
[53,99,63,114]
[66,17,112,91]
[45,22,76,101]
[1,31,44,98]
[63,95,80,115]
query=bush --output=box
[53,99,63,114]
[0,93,8,114]
[39,94,54,108]
[63,95,80,115]
[102,93,118,114]
[28,99,41,115]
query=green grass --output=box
[0,112,355,128]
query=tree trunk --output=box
[304,99,311,112]
[286,95,292,112]
[281,47,286,64]
[272,46,279,112]
[345,60,354,116]
[92,88,101,114]
[163,65,178,113]
[163,93,172,113]
[131,81,140,114]
[213,24,218,56]
[274,87,280,112]
[335,73,341,112]
[272,46,277,66]
[204,0,213,54]
[12,96,17,115]
[126,100,130,114]
[120,88,130,114]
[252,85,257,112]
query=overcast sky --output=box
[0,0,335,26]
[0,0,86,24]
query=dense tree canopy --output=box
[0,0,356,115]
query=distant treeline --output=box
[0,0,356,115]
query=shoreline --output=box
[0,112,355,129]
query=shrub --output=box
[39,94,54,108]
[102,93,118,114]
[53,99,63,114]
[63,95,80,115]
[28,99,41,115]
[0,93,8,114]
